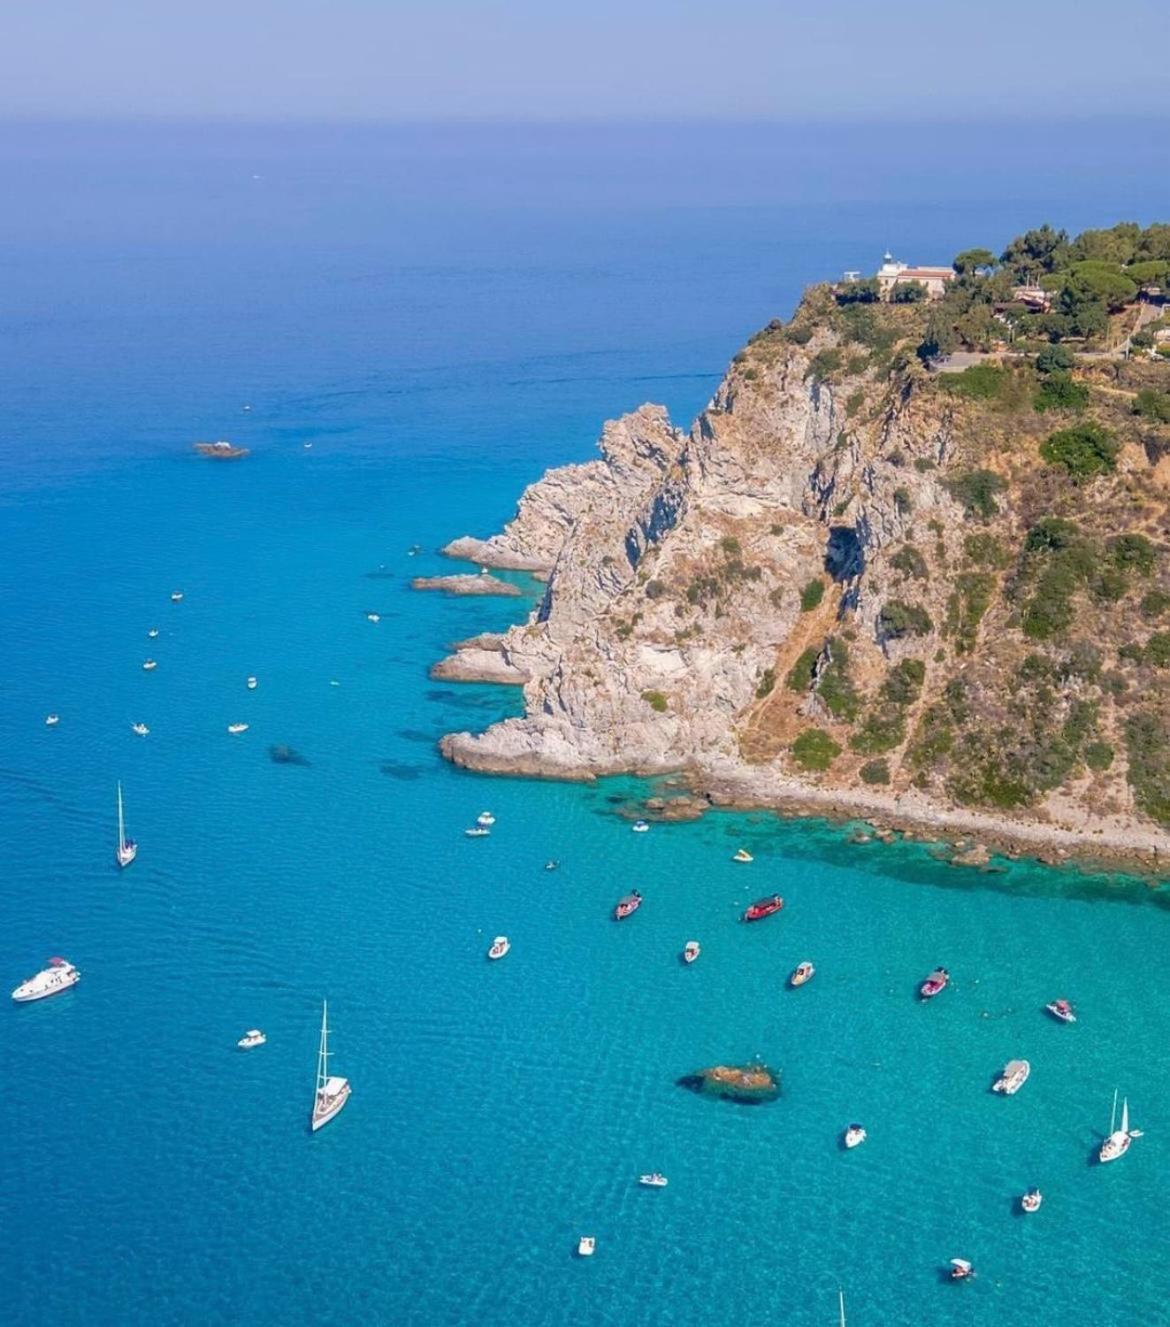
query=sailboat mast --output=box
[117,781,125,846]
[1121,1097,1129,1135]
[317,1000,329,1093]
[838,1289,846,1327]
[1110,1087,1118,1135]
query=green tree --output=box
[1035,344,1075,374]
[1001,224,1069,281]
[1040,423,1118,482]
[1033,372,1089,413]
[791,728,842,772]
[891,281,927,304]
[953,247,997,275]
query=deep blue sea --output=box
[2,120,1169,1326]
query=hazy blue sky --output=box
[5,0,1169,121]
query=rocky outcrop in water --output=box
[411,574,522,598]
[677,1063,781,1103]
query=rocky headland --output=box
[411,573,522,598]
[433,222,1170,872]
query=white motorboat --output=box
[476,811,496,827]
[487,936,510,960]
[366,612,381,623]
[683,941,700,964]
[544,859,559,871]
[789,961,815,988]
[237,1029,267,1049]
[732,848,753,863]
[465,826,490,838]
[843,1124,867,1149]
[142,659,157,672]
[116,781,137,868]
[992,1059,1031,1095]
[631,820,649,833]
[170,591,184,603]
[132,722,150,736]
[1046,998,1076,1024]
[949,1258,974,1281]
[12,957,80,1003]
[147,628,159,639]
[1099,1090,1141,1163]
[45,713,59,727]
[576,1236,596,1258]
[227,723,250,735]
[246,676,258,690]
[1020,1188,1042,1213]
[638,1173,668,1188]
[311,1000,350,1132]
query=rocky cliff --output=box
[434,280,1170,863]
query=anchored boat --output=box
[789,961,815,988]
[311,1000,350,1132]
[919,967,949,999]
[116,781,137,868]
[12,957,80,1003]
[614,890,643,920]
[992,1059,1031,1095]
[1099,1090,1141,1163]
[742,895,783,922]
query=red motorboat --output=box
[614,890,643,920]
[742,895,784,922]
[919,967,950,999]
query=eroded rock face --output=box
[431,289,1170,855]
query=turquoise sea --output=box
[2,121,1169,1326]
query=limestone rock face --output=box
[432,289,1170,857]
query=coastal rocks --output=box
[411,574,522,598]
[430,633,530,684]
[677,1063,781,1104]
[949,841,992,869]
[269,744,309,765]
[193,440,249,459]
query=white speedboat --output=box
[116,781,137,868]
[227,723,249,735]
[476,811,496,827]
[487,936,510,960]
[366,612,381,623]
[949,1258,974,1281]
[683,941,700,964]
[1020,1188,1042,1213]
[147,628,159,639]
[132,722,150,736]
[638,1173,668,1188]
[732,848,753,863]
[1099,1090,1141,1163]
[311,1000,350,1132]
[843,1124,867,1149]
[544,859,559,871]
[576,1236,596,1258]
[45,713,59,727]
[246,676,258,690]
[992,1059,1031,1095]
[632,820,649,833]
[12,957,80,1002]
[790,961,815,988]
[170,591,183,603]
[142,659,157,672]
[465,826,490,838]
[1046,998,1076,1024]
[237,1029,267,1049]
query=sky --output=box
[3,0,1169,122]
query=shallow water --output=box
[2,121,1169,1325]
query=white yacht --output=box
[237,1029,267,1049]
[576,1236,596,1258]
[992,1059,1031,1095]
[227,723,249,735]
[147,628,159,639]
[366,612,381,623]
[476,811,496,828]
[465,826,490,838]
[116,781,137,868]
[732,848,753,863]
[683,941,700,964]
[12,957,80,1002]
[638,1173,668,1188]
[142,659,157,672]
[631,820,649,833]
[45,713,59,727]
[132,722,150,736]
[1020,1188,1042,1213]
[311,1000,350,1132]
[246,676,258,690]
[843,1124,867,1149]
[1099,1091,1141,1163]
[170,591,184,603]
[487,936,510,960]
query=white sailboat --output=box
[1099,1089,1141,1163]
[311,1000,350,1132]
[116,781,137,868]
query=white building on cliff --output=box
[874,251,955,299]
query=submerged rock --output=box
[269,744,310,766]
[677,1063,781,1104]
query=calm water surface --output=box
[1,121,1168,1326]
